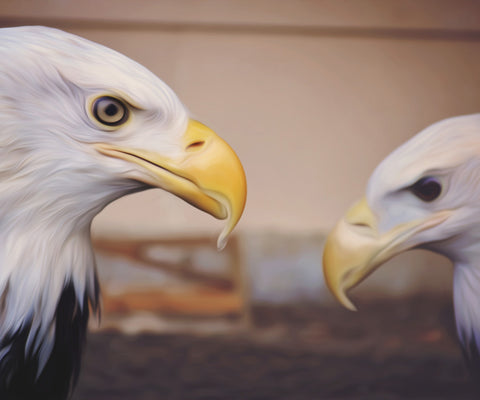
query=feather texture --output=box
[0,281,96,399]
[0,25,190,398]
[365,114,480,375]
[0,25,245,399]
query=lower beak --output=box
[94,119,247,249]
[322,197,451,310]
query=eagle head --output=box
[0,25,246,398]
[323,113,480,372]
[0,26,246,248]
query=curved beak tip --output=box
[323,243,358,312]
[215,196,246,251]
[217,235,228,251]
[324,269,357,311]
[337,292,358,312]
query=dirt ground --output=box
[72,295,480,400]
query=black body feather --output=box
[463,336,480,383]
[0,281,98,400]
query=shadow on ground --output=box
[73,295,479,400]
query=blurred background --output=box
[2,1,480,398]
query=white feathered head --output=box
[0,25,246,398]
[0,26,246,245]
[323,114,480,372]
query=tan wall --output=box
[1,1,480,239]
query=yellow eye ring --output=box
[91,96,129,127]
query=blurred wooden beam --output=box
[2,17,480,41]
[94,236,249,319]
[103,286,244,316]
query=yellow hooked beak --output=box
[94,119,247,249]
[323,197,451,311]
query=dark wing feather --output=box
[0,280,99,400]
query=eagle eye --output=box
[92,96,129,127]
[410,177,442,202]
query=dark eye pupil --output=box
[411,177,442,202]
[105,103,118,116]
[92,96,128,127]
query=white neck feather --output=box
[0,153,125,372]
[0,90,141,375]
[0,221,98,371]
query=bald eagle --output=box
[323,114,480,374]
[0,26,246,399]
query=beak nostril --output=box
[186,140,205,151]
[353,222,370,228]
